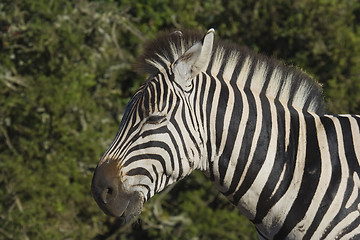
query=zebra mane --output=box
[135,30,326,114]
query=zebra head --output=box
[91,29,215,222]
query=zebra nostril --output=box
[101,186,114,204]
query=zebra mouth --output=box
[116,197,144,226]
[117,191,144,220]
[92,183,144,220]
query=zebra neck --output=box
[199,79,309,223]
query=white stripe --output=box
[216,82,235,192]
[339,223,360,240]
[250,61,268,94]
[240,97,278,219]
[270,161,286,198]
[266,67,282,100]
[292,82,311,109]
[349,116,360,165]
[198,74,212,172]
[325,211,360,240]
[223,51,240,82]
[269,99,291,199]
[261,108,307,236]
[283,102,291,151]
[208,75,222,178]
[345,172,360,209]
[222,88,249,194]
[166,121,188,180]
[158,74,164,111]
[278,73,292,106]
[169,91,199,176]
[123,136,173,173]
[145,59,164,71]
[101,112,140,165]
[236,56,251,89]
[235,93,263,219]
[210,47,225,76]
[308,99,319,113]
[312,116,350,238]
[170,42,180,60]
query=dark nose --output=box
[91,160,130,217]
[91,160,119,204]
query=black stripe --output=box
[215,81,229,155]
[275,72,286,100]
[142,87,150,117]
[158,73,168,112]
[206,75,217,181]
[134,184,152,201]
[124,141,173,171]
[224,89,257,197]
[192,74,206,150]
[336,215,360,239]
[123,153,167,172]
[107,104,142,157]
[321,178,356,239]
[229,53,248,85]
[299,115,342,239]
[148,81,156,112]
[218,86,243,188]
[274,112,321,239]
[164,174,171,188]
[253,100,287,223]
[154,75,162,112]
[260,64,273,95]
[179,92,201,156]
[217,48,230,78]
[168,94,187,181]
[180,97,194,159]
[232,90,272,203]
[152,164,159,193]
[222,61,257,196]
[355,115,360,129]
[244,58,256,89]
[197,74,206,127]
[127,167,154,183]
[340,116,360,173]
[167,89,174,113]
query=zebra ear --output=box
[173,28,215,91]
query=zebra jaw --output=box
[91,160,144,221]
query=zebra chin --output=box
[91,160,144,222]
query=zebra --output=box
[91,29,360,239]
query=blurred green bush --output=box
[0,0,359,239]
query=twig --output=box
[111,23,123,59]
[1,126,18,155]
[119,17,146,43]
[0,228,13,239]
[14,195,23,212]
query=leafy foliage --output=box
[0,0,139,238]
[0,0,359,239]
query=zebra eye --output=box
[146,115,166,124]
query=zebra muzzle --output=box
[91,160,143,219]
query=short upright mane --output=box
[135,30,326,114]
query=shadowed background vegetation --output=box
[1,0,359,239]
